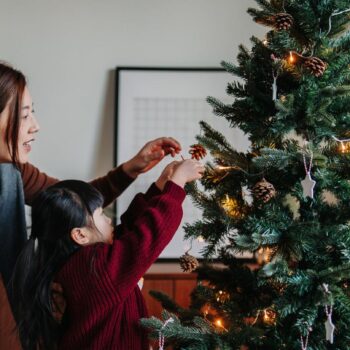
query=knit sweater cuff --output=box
[144,182,162,200]
[111,164,136,188]
[163,181,186,202]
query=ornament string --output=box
[185,239,194,255]
[302,151,313,175]
[159,317,174,350]
[327,8,350,36]
[300,331,310,350]
[281,0,286,12]
[216,165,265,178]
[325,305,333,319]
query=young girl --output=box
[10,158,204,350]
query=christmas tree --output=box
[141,1,350,349]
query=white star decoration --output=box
[325,314,335,344]
[301,172,316,199]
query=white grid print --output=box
[117,95,249,258]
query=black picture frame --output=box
[114,66,252,262]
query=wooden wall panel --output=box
[142,273,197,318]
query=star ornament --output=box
[325,314,335,344]
[301,172,316,199]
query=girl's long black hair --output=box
[9,180,104,350]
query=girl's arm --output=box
[117,183,162,232]
[116,160,179,231]
[19,162,135,206]
[101,180,186,300]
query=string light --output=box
[289,51,295,63]
[263,308,277,326]
[341,141,346,153]
[215,290,230,303]
[256,247,275,265]
[214,318,228,331]
[332,135,350,153]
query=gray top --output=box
[0,163,27,285]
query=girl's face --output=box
[0,86,40,163]
[91,207,114,244]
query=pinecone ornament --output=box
[274,13,294,31]
[179,252,199,272]
[252,178,276,203]
[303,56,327,77]
[189,144,207,160]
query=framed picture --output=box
[114,67,250,259]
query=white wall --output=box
[0,0,265,180]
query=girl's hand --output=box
[170,159,204,188]
[155,160,181,191]
[122,137,181,178]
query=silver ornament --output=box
[301,172,316,199]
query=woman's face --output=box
[0,86,40,163]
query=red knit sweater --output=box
[55,181,186,350]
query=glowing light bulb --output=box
[197,236,205,243]
[216,319,223,327]
[341,141,346,153]
[289,51,295,63]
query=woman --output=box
[0,61,182,348]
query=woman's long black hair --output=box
[9,180,104,350]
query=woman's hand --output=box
[122,137,181,178]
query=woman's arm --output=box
[19,162,135,206]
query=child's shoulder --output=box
[57,243,110,275]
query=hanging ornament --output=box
[271,54,282,101]
[189,144,207,160]
[303,56,327,77]
[322,283,336,344]
[179,252,199,272]
[252,178,276,203]
[221,195,245,218]
[272,73,278,101]
[324,305,335,344]
[158,317,174,350]
[301,152,316,199]
[300,327,312,350]
[241,185,253,206]
[273,12,294,31]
